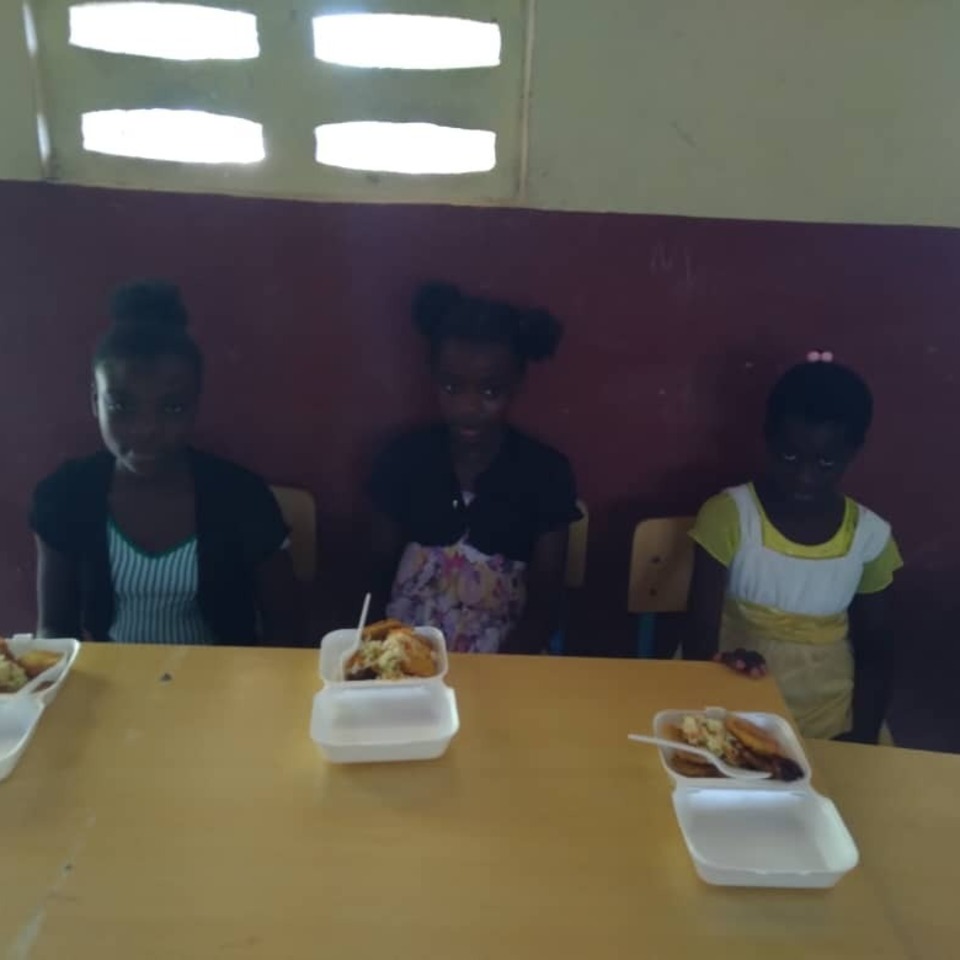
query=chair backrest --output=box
[628,516,695,613]
[566,501,589,589]
[270,486,317,583]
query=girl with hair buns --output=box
[30,281,302,646]
[686,354,902,743]
[368,283,581,654]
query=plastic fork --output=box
[339,592,372,678]
[627,733,771,780]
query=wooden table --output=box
[806,739,960,960]
[0,646,952,959]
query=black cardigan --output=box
[30,449,288,645]
[368,425,581,563]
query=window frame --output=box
[24,0,530,204]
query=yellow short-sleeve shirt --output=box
[690,488,902,594]
[690,492,740,567]
[858,538,903,594]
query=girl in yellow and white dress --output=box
[687,355,902,743]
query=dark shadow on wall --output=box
[1,182,958,752]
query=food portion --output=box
[0,649,27,694]
[0,639,63,693]
[667,713,804,782]
[17,649,63,679]
[344,620,439,681]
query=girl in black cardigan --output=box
[369,284,580,654]
[30,282,301,646]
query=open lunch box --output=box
[651,707,859,889]
[0,635,81,782]
[310,626,459,764]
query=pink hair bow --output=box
[806,350,834,363]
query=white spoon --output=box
[339,592,372,679]
[627,733,771,780]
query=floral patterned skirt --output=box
[387,540,527,653]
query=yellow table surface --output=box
[806,738,960,960]
[0,645,953,959]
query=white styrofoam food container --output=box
[310,682,459,764]
[0,694,45,782]
[319,627,448,688]
[313,625,458,763]
[654,707,811,791]
[673,788,859,889]
[1,635,81,707]
[651,708,859,888]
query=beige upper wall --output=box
[526,0,960,226]
[2,0,960,226]
[0,1,44,181]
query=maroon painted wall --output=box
[1,181,958,660]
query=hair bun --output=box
[412,282,462,337]
[515,308,563,362]
[110,280,189,329]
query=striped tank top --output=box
[107,519,215,645]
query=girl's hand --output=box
[713,648,767,679]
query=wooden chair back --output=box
[566,501,589,589]
[270,486,317,583]
[628,517,695,614]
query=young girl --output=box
[30,281,301,646]
[686,356,902,743]
[369,283,581,654]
